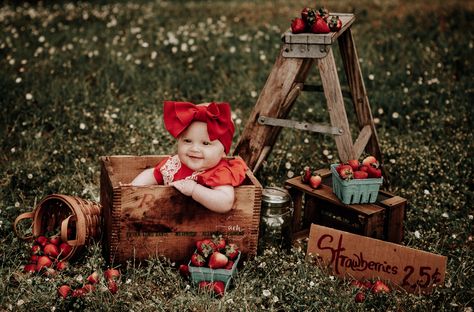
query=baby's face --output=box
[177,121,225,172]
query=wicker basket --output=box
[13,194,102,260]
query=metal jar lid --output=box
[262,187,291,208]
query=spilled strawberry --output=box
[291,18,306,34]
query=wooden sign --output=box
[307,224,447,294]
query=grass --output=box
[1,0,473,311]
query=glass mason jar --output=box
[258,187,293,254]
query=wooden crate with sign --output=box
[285,168,406,244]
[100,155,262,265]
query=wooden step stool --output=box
[233,13,382,173]
[285,169,406,244]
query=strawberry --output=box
[309,174,322,189]
[212,281,225,297]
[108,279,118,294]
[347,159,360,171]
[212,235,226,251]
[335,162,345,174]
[196,239,216,258]
[362,156,378,167]
[23,263,37,273]
[82,284,95,294]
[328,16,342,32]
[353,171,368,179]
[55,260,68,271]
[104,268,121,281]
[87,271,99,284]
[224,243,239,260]
[311,18,330,34]
[190,253,206,267]
[354,291,365,303]
[36,255,53,271]
[359,165,369,173]
[35,235,48,247]
[178,264,190,277]
[58,285,71,299]
[208,251,228,269]
[301,166,312,184]
[291,18,306,34]
[29,255,39,263]
[338,165,353,180]
[31,244,42,255]
[316,7,330,21]
[48,235,61,246]
[198,281,212,289]
[372,280,390,293]
[301,7,317,26]
[44,243,60,258]
[224,260,234,270]
[367,166,382,178]
[59,242,73,259]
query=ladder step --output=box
[302,84,352,98]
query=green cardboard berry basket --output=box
[188,251,241,287]
[330,164,383,205]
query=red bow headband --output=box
[163,101,235,154]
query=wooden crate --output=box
[100,155,262,264]
[285,168,406,243]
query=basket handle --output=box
[13,212,35,240]
[61,215,79,246]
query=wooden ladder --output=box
[233,13,382,173]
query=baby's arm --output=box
[171,180,234,213]
[131,168,157,186]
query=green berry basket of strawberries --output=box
[331,156,383,205]
[187,236,241,291]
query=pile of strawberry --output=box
[335,155,382,180]
[22,234,73,275]
[350,279,391,303]
[179,235,240,297]
[57,268,120,299]
[291,6,342,34]
[300,166,322,189]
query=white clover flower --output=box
[15,202,20,208]
[17,300,25,306]
[229,46,236,53]
[307,108,313,113]
[130,137,136,144]
[423,189,430,195]
[373,117,380,124]
[304,138,309,144]
[287,171,294,178]
[180,43,188,52]
[389,159,396,164]
[309,281,315,287]
[236,118,242,125]
[80,123,86,130]
[273,296,279,303]
[171,46,178,54]
[15,77,22,83]
[403,87,408,93]
[468,215,473,220]
[392,112,399,119]
[250,91,258,98]
[327,155,333,160]
[259,54,266,61]
[377,108,384,115]
[414,230,421,239]
[368,74,374,80]
[25,93,33,100]
[322,149,329,156]
[285,162,291,169]
[442,212,449,218]
[152,139,159,144]
[27,174,33,179]
[329,275,335,281]
[262,289,271,297]
[150,51,158,60]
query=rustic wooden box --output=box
[285,168,406,244]
[100,155,262,264]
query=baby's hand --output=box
[170,179,197,196]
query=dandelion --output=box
[322,149,329,156]
[377,108,384,115]
[27,174,33,179]
[392,112,399,119]
[15,202,20,208]
[25,93,33,100]
[262,289,271,297]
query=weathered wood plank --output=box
[317,48,355,162]
[353,124,372,159]
[338,28,382,162]
[233,47,314,171]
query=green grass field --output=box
[1,1,473,311]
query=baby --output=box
[131,101,248,213]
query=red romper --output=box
[153,155,248,187]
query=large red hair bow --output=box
[163,101,235,153]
